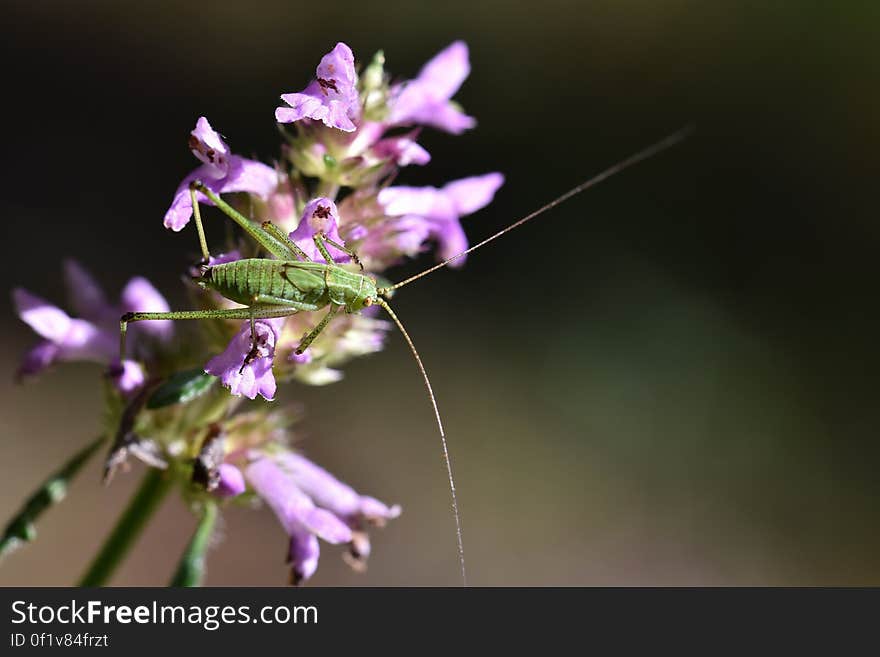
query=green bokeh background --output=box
[1,2,878,585]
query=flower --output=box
[215,464,246,498]
[14,288,115,376]
[119,277,174,342]
[107,359,146,395]
[163,117,277,232]
[388,41,476,134]
[245,451,399,584]
[376,172,505,264]
[275,43,360,132]
[370,130,431,167]
[13,261,171,388]
[8,39,504,587]
[275,451,401,524]
[289,198,349,263]
[205,318,283,401]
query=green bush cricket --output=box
[119,127,692,584]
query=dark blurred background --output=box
[1,2,879,585]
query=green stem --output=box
[1,436,105,561]
[169,501,218,587]
[315,178,340,201]
[78,468,172,586]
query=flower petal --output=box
[162,168,203,232]
[121,277,173,341]
[274,452,361,517]
[13,289,72,342]
[107,359,146,394]
[63,259,108,321]
[415,41,471,102]
[358,496,402,522]
[442,172,505,216]
[275,451,401,523]
[210,250,242,266]
[245,456,352,543]
[315,43,359,107]
[377,186,455,221]
[215,463,246,498]
[289,198,349,263]
[16,341,60,380]
[389,42,475,134]
[276,89,328,123]
[221,155,279,199]
[189,116,230,178]
[372,133,431,167]
[288,528,320,585]
[59,319,116,361]
[418,102,477,134]
[205,319,281,401]
[432,217,469,264]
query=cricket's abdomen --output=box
[204,259,328,307]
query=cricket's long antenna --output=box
[381,125,694,294]
[375,297,466,586]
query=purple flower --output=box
[107,359,146,395]
[62,260,172,341]
[245,455,353,584]
[163,117,277,232]
[289,198,349,263]
[215,463,246,498]
[289,350,312,365]
[244,451,399,584]
[120,277,173,342]
[13,288,115,377]
[264,176,301,232]
[63,258,109,320]
[274,451,401,525]
[287,527,320,585]
[205,318,283,401]
[388,41,476,134]
[13,262,172,388]
[207,250,241,266]
[376,172,504,263]
[371,130,431,167]
[275,43,360,132]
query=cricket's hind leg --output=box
[260,221,312,262]
[118,306,302,361]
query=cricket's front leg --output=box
[313,232,364,271]
[189,186,211,262]
[294,304,339,355]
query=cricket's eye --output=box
[364,297,374,307]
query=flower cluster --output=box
[13,260,171,393]
[10,41,502,585]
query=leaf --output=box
[146,369,217,409]
[1,436,104,561]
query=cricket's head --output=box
[342,270,380,313]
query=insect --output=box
[119,127,692,585]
